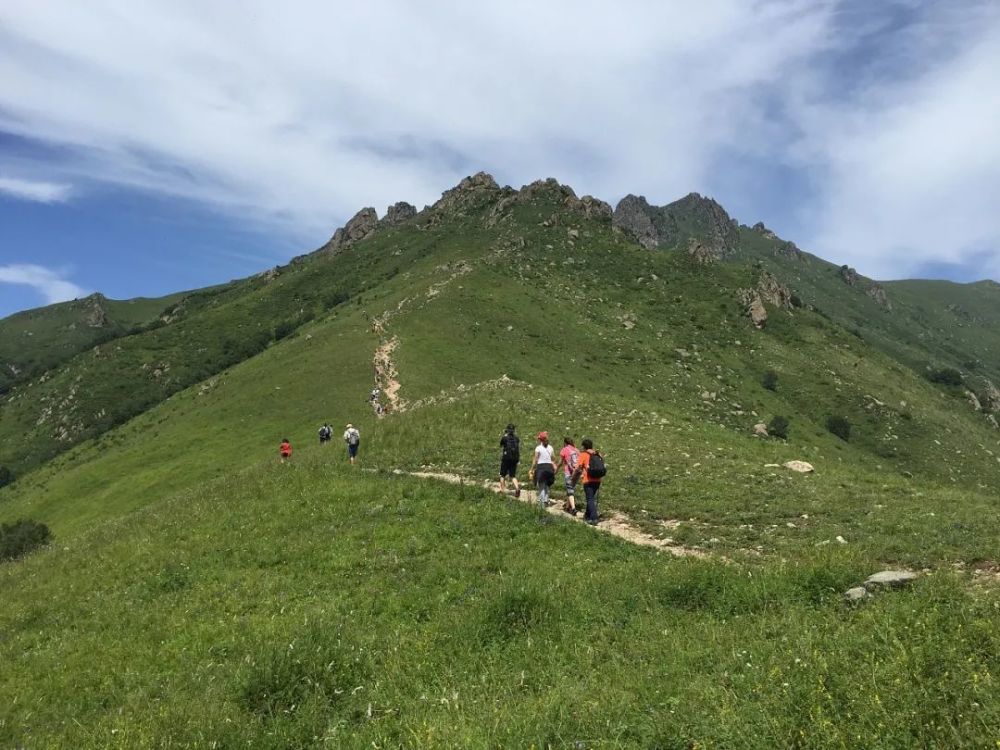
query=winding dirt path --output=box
[372,336,404,416]
[398,470,708,558]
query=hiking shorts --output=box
[499,457,519,478]
[535,465,555,488]
[348,442,359,457]
[563,474,576,497]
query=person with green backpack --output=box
[573,438,606,525]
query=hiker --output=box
[555,436,579,515]
[370,387,381,403]
[573,438,606,525]
[343,423,361,464]
[279,438,292,464]
[498,423,521,498]
[318,423,332,445]
[530,431,556,509]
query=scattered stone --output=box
[782,460,814,473]
[844,586,870,603]
[864,570,918,589]
[835,535,847,544]
[753,422,769,438]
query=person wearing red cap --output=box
[530,431,556,508]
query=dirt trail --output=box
[372,336,404,416]
[399,470,707,558]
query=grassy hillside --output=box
[0,291,187,393]
[2,174,1000,746]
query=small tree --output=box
[0,519,52,562]
[826,415,851,441]
[0,465,12,489]
[762,370,779,392]
[768,415,790,439]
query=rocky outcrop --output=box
[738,290,768,328]
[612,194,658,249]
[381,201,417,227]
[867,283,891,310]
[568,194,612,222]
[751,221,778,240]
[322,207,378,253]
[432,171,501,214]
[980,378,1000,412]
[756,270,794,309]
[613,192,739,255]
[965,390,982,411]
[839,265,859,286]
[83,294,108,328]
[686,238,715,265]
[776,241,806,262]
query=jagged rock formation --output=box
[432,172,501,214]
[381,201,417,227]
[867,283,892,310]
[839,265,859,286]
[737,270,793,328]
[613,192,739,256]
[751,221,778,240]
[322,207,378,253]
[83,294,108,328]
[687,239,716,265]
[980,378,1000,412]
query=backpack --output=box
[348,429,360,446]
[587,451,607,479]
[502,433,520,461]
[319,426,330,439]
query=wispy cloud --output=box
[0,264,86,304]
[0,175,72,203]
[0,1,996,278]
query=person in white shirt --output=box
[530,431,556,508]
[343,424,361,464]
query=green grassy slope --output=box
[0,291,187,392]
[735,225,1000,397]
[3,457,999,748]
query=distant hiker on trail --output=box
[343,423,361,464]
[573,438,606,525]
[555,436,579,515]
[498,423,521,498]
[279,438,292,464]
[370,387,381,403]
[369,388,384,416]
[530,431,556,509]
[318,423,332,445]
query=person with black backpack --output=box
[498,423,521,498]
[573,438,607,525]
[318,423,332,445]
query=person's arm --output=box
[530,446,539,471]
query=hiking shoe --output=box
[514,487,521,498]
[586,519,599,526]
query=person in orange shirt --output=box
[573,438,606,525]
[279,438,292,464]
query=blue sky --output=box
[1,0,998,318]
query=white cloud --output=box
[0,176,72,203]
[0,264,86,304]
[0,1,996,279]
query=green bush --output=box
[762,370,779,391]
[0,465,12,488]
[826,415,851,441]
[928,367,964,387]
[768,415,790,439]
[0,519,52,562]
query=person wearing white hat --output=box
[343,423,361,464]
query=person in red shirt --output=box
[555,436,579,515]
[573,438,603,525]
[279,438,292,464]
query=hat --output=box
[537,431,548,440]
[346,423,353,429]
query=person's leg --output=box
[585,483,599,523]
[564,475,576,511]
[538,475,548,507]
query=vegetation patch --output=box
[0,518,51,562]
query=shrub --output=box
[768,415,790,439]
[762,370,779,392]
[927,367,964,387]
[826,415,851,441]
[0,465,12,488]
[0,519,52,561]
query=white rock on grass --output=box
[864,570,919,589]
[783,460,814,473]
[844,586,870,603]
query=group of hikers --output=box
[499,424,605,525]
[280,423,361,464]
[279,419,606,526]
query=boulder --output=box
[867,283,892,310]
[687,238,716,265]
[844,586,870,604]
[839,265,859,286]
[966,390,982,412]
[782,460,814,473]
[756,270,794,309]
[863,570,918,589]
[981,378,1000,412]
[752,422,769,438]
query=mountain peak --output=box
[612,191,738,256]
